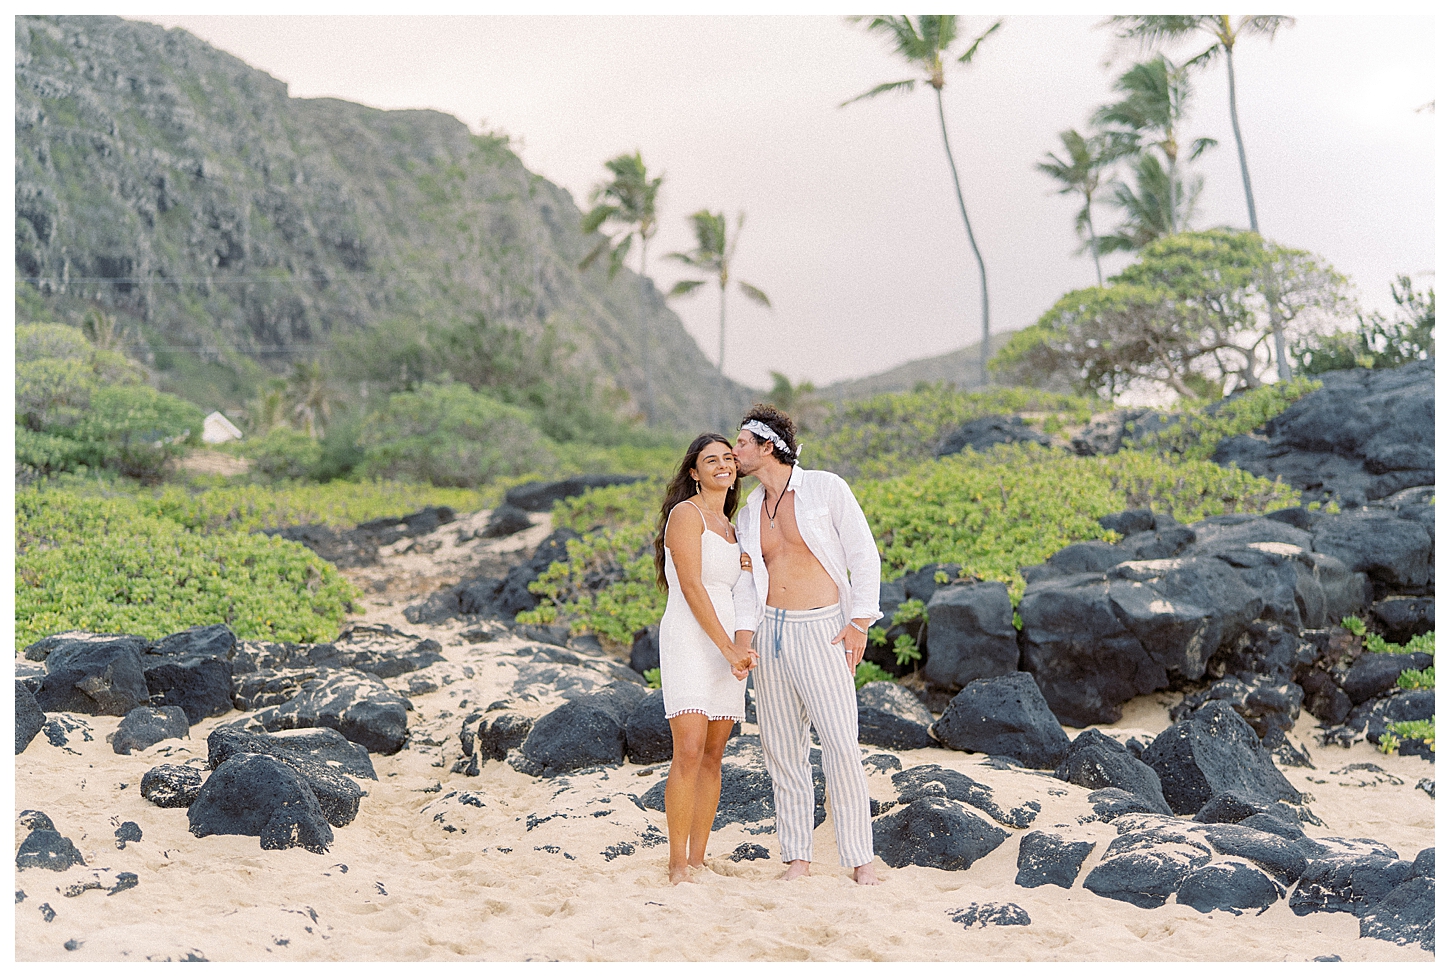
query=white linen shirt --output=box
[732,465,883,633]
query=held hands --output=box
[724,640,758,681]
[830,620,870,671]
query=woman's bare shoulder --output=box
[665,500,704,532]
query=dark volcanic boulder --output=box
[262,523,378,568]
[1203,823,1308,885]
[520,682,648,776]
[641,736,826,831]
[1370,596,1434,645]
[892,764,1041,828]
[931,672,1070,769]
[1194,791,1302,827]
[1020,542,1126,584]
[935,415,1051,457]
[207,726,377,780]
[142,649,234,723]
[1290,855,1416,917]
[625,690,673,764]
[111,705,190,755]
[856,681,936,750]
[1015,830,1096,889]
[231,669,410,755]
[1098,508,1156,536]
[16,828,85,872]
[1088,788,1164,822]
[356,505,456,544]
[1083,849,1197,909]
[1175,861,1280,915]
[1412,847,1434,879]
[148,622,237,660]
[1054,729,1170,815]
[480,502,534,539]
[1341,651,1433,705]
[1359,877,1435,952]
[1140,701,1301,815]
[505,474,646,512]
[949,902,1032,927]
[1170,676,1304,742]
[16,681,46,753]
[35,632,151,716]
[495,527,583,617]
[1311,511,1433,597]
[141,764,204,808]
[1015,575,1163,726]
[188,753,333,853]
[630,625,660,675]
[873,797,1007,871]
[479,711,534,761]
[921,581,1019,690]
[231,625,443,680]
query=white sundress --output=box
[659,504,746,721]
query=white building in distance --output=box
[202,411,244,444]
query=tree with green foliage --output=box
[843,15,1002,388]
[581,151,664,424]
[667,210,772,429]
[993,230,1349,400]
[1107,16,1297,377]
[766,371,825,434]
[287,360,336,439]
[1107,16,1294,236]
[1094,55,1216,248]
[1037,128,1116,285]
[1292,275,1435,374]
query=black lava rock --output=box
[111,705,190,755]
[729,843,771,862]
[1140,701,1301,815]
[1083,848,1197,909]
[16,680,46,754]
[872,797,1007,871]
[1055,729,1170,815]
[1369,596,1434,645]
[630,625,660,675]
[1193,791,1302,826]
[140,764,204,808]
[1412,847,1434,879]
[481,503,534,538]
[521,682,648,776]
[1015,830,1096,889]
[856,681,936,750]
[931,672,1070,769]
[625,690,673,764]
[892,763,1041,829]
[207,726,377,780]
[35,633,151,716]
[1290,855,1416,917]
[1088,788,1163,822]
[479,712,534,762]
[505,475,646,512]
[1098,508,1156,536]
[949,902,1032,927]
[921,581,1019,691]
[142,650,234,724]
[232,669,410,755]
[1312,511,1433,598]
[1176,861,1280,915]
[1359,877,1435,952]
[15,829,85,872]
[936,415,1052,457]
[114,821,142,849]
[1341,651,1433,706]
[188,753,334,853]
[1204,823,1308,884]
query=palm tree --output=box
[843,15,1002,388]
[81,307,123,351]
[287,360,335,439]
[667,210,772,429]
[1036,129,1116,285]
[580,151,664,424]
[248,380,290,435]
[1093,55,1216,237]
[1107,15,1296,378]
[1096,152,1204,255]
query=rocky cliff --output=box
[15,15,754,426]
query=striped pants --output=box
[754,604,874,867]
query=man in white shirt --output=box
[731,404,882,885]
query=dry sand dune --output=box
[13,511,1436,962]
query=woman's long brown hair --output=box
[653,434,740,591]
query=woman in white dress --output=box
[652,433,758,884]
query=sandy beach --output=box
[14,512,1436,962]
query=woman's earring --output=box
[694,479,700,494]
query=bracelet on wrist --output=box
[848,621,868,635]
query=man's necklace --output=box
[765,488,786,528]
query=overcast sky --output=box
[132,12,1436,391]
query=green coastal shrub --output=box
[15,488,359,649]
[359,382,550,487]
[1130,376,1323,461]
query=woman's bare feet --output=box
[779,860,811,881]
[670,865,696,885]
[852,862,881,885]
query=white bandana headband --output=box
[741,419,801,461]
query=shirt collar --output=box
[745,463,800,508]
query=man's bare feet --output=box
[852,862,881,886]
[779,860,811,881]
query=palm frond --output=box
[1188,136,1218,161]
[1104,15,1209,49]
[580,203,616,235]
[669,280,708,297]
[578,238,610,272]
[738,282,772,308]
[957,19,1003,64]
[1240,16,1295,40]
[840,79,916,107]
